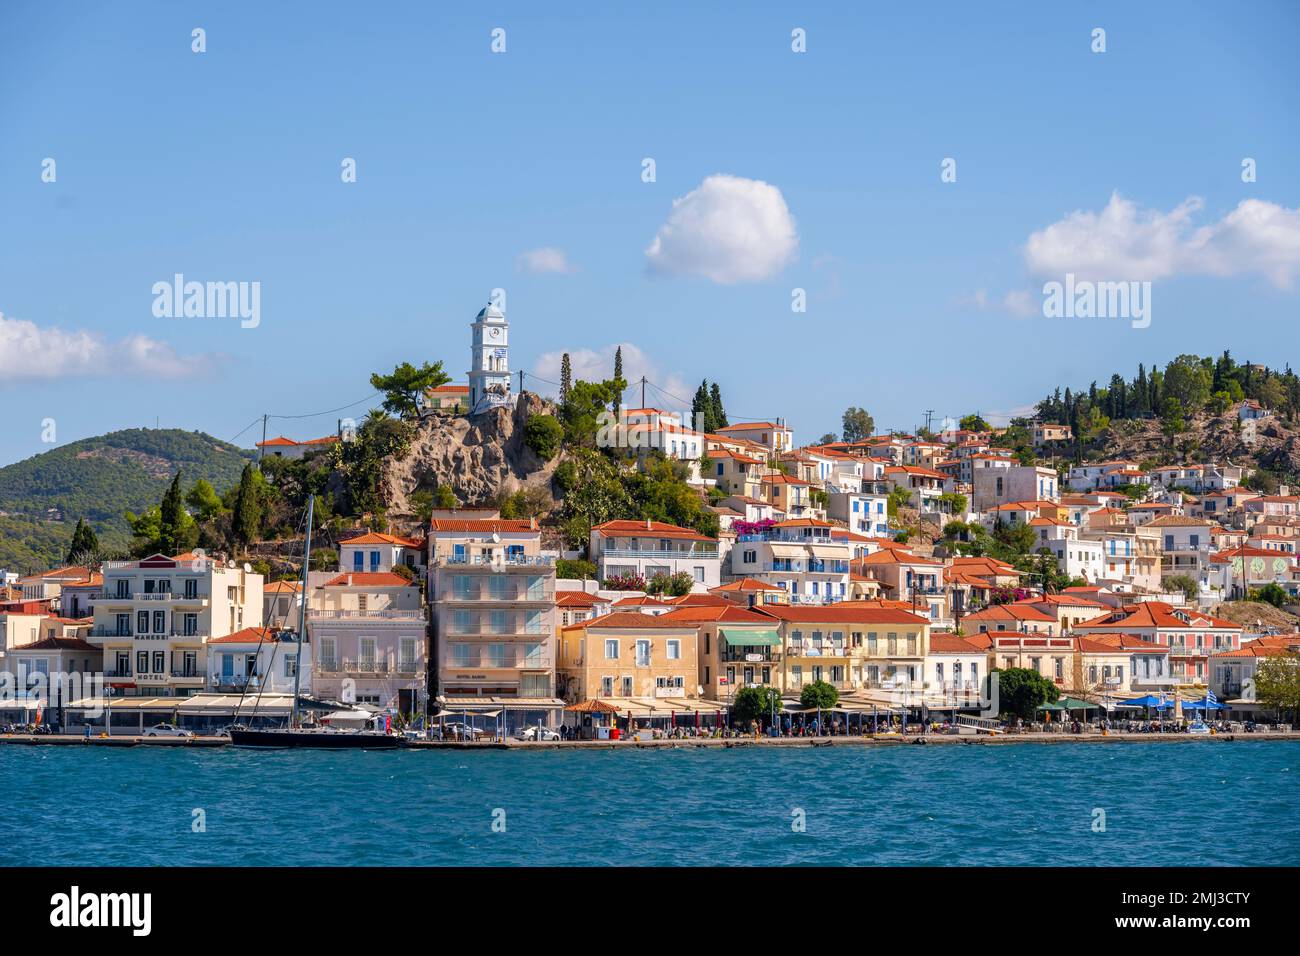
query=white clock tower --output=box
[468,299,512,415]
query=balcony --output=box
[444,651,554,669]
[88,628,209,640]
[310,608,425,621]
[720,650,780,663]
[788,646,850,659]
[443,623,551,638]
[94,591,210,605]
[316,659,426,676]
[600,547,718,559]
[432,554,554,568]
[434,583,553,603]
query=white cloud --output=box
[0,312,214,384]
[516,247,576,275]
[958,288,1038,318]
[645,174,798,284]
[1023,192,1300,288]
[533,342,691,409]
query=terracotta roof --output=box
[963,605,1056,623]
[321,572,414,588]
[208,626,281,645]
[711,577,784,592]
[929,634,988,653]
[555,591,602,607]
[593,520,715,541]
[756,605,930,625]
[9,635,99,652]
[658,605,773,624]
[343,532,423,548]
[428,518,537,533]
[567,611,700,630]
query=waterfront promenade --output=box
[4,730,1299,749]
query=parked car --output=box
[514,725,560,741]
[143,723,194,738]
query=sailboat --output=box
[231,495,403,750]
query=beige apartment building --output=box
[427,515,563,729]
[88,552,264,697]
[557,611,701,702]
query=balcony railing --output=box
[316,659,425,676]
[309,608,425,620]
[432,554,554,567]
[444,624,550,637]
[445,652,554,669]
[435,585,553,602]
[89,628,209,639]
[600,548,718,559]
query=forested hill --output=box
[0,429,254,571]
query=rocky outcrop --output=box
[382,392,560,520]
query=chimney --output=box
[347,574,353,586]
[645,518,652,530]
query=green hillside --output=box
[0,429,255,573]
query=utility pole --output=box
[518,370,525,394]
[258,414,268,464]
[641,375,647,409]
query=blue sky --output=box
[2,0,1298,467]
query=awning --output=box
[809,545,846,559]
[767,543,806,558]
[720,628,781,647]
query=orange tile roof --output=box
[321,572,414,588]
[593,520,715,541]
[756,605,930,625]
[711,577,784,592]
[428,518,537,533]
[344,532,424,548]
[566,611,700,630]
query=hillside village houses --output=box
[7,309,1300,730]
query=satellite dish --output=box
[243,562,253,574]
[491,532,501,543]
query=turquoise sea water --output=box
[3,741,1298,866]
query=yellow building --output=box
[657,604,783,699]
[557,611,700,702]
[754,604,931,692]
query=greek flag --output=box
[1206,689,1219,706]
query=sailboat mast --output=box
[291,494,315,728]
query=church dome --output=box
[476,301,505,321]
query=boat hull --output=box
[230,729,403,750]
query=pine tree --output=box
[559,352,572,404]
[710,382,728,429]
[232,463,262,551]
[159,470,185,554]
[65,518,99,564]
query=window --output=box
[182,613,198,636]
[136,651,149,674]
[369,550,380,571]
[320,637,336,666]
[284,655,297,678]
[621,676,633,696]
[604,639,619,659]
[601,676,614,696]
[116,652,131,675]
[153,610,165,634]
[137,610,149,634]
[452,644,473,667]
[184,579,198,599]
[666,640,681,660]
[486,643,506,667]
[694,566,704,582]
[400,637,417,666]
[635,640,651,666]
[359,638,376,664]
[353,550,364,571]
[116,613,130,636]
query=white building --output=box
[206,626,312,695]
[730,519,851,604]
[589,519,721,590]
[467,300,513,415]
[88,553,265,697]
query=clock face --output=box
[489,327,500,338]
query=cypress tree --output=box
[613,346,623,384]
[692,380,711,432]
[159,470,184,554]
[559,352,572,404]
[65,518,100,564]
[232,463,263,551]
[710,382,728,429]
